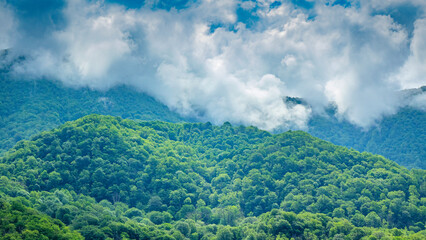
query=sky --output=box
[0,0,425,131]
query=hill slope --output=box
[0,195,83,240]
[308,107,426,169]
[0,76,184,155]
[1,75,425,170]
[1,115,425,239]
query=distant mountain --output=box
[305,86,425,169]
[0,76,185,155]
[1,115,425,239]
[0,68,424,170]
[308,107,426,169]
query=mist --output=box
[1,0,425,131]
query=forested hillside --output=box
[0,195,83,240]
[1,115,425,239]
[308,107,426,169]
[0,77,184,155]
[1,76,424,170]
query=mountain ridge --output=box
[0,75,425,169]
[0,76,185,155]
[1,114,425,239]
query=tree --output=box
[216,226,234,240]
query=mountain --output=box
[284,87,426,169]
[1,67,425,169]
[308,106,426,169]
[1,115,425,239]
[0,76,184,155]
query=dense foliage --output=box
[308,107,426,169]
[0,194,83,239]
[0,76,184,155]
[1,115,425,239]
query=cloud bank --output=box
[1,0,425,130]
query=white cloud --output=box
[408,92,426,111]
[4,0,426,130]
[394,18,426,89]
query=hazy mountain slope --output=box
[1,74,424,171]
[308,107,426,169]
[1,115,425,239]
[0,76,184,155]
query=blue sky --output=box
[1,0,425,130]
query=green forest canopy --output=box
[308,107,426,169]
[1,115,425,239]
